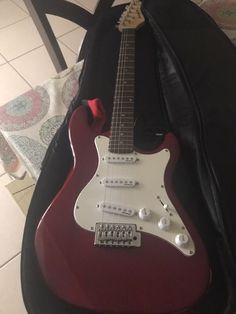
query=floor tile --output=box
[0,0,28,29]
[10,46,57,87]
[66,0,82,5]
[193,0,204,4]
[10,0,29,13]
[0,54,6,66]
[222,29,236,42]
[0,164,14,187]
[47,14,79,38]
[0,64,30,106]
[59,27,86,55]
[10,43,77,87]
[59,41,78,67]
[0,187,25,267]
[7,173,36,216]
[0,17,43,61]
[76,0,99,13]
[112,0,130,6]
[0,254,27,314]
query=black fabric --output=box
[21,1,236,313]
[142,1,236,311]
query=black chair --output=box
[23,0,117,72]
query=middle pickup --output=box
[100,178,137,188]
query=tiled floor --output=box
[0,1,131,313]
[0,1,85,106]
[0,0,98,313]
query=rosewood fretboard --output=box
[109,28,135,154]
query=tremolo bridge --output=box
[94,223,141,247]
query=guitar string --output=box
[113,28,128,226]
[118,28,129,228]
[115,28,128,226]
[111,30,134,151]
[113,29,133,228]
[103,26,127,226]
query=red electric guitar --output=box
[35,1,210,313]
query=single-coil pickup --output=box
[99,202,135,217]
[104,154,137,164]
[101,178,137,188]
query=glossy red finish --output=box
[35,101,210,314]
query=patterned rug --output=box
[0,61,83,179]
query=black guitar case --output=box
[21,1,236,313]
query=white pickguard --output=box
[74,136,195,256]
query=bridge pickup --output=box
[101,178,137,188]
[104,154,137,164]
[99,202,135,217]
[94,223,141,247]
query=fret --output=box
[116,79,135,82]
[114,124,133,132]
[112,127,133,129]
[110,144,134,148]
[121,52,135,54]
[117,73,134,76]
[110,143,134,146]
[109,138,134,141]
[112,110,134,114]
[110,139,134,142]
[115,86,134,89]
[112,113,134,116]
[112,118,133,122]
[122,57,135,59]
[111,137,134,140]
[113,102,134,105]
[120,66,133,69]
[111,136,133,139]
[116,83,134,85]
[112,117,133,120]
[113,99,134,102]
[114,86,134,89]
[112,110,133,114]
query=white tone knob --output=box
[158,217,171,231]
[138,208,151,221]
[175,234,189,248]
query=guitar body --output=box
[35,102,210,314]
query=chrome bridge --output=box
[94,223,141,247]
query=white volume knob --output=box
[139,208,151,221]
[175,234,189,248]
[158,217,171,231]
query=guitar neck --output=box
[109,28,135,154]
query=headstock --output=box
[117,0,144,32]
